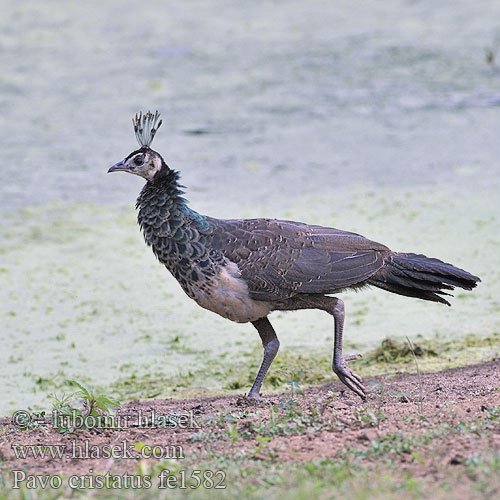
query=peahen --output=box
[108,111,480,400]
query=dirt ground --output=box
[1,360,499,497]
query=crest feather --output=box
[132,111,162,147]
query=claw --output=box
[333,356,366,400]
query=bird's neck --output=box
[136,168,198,220]
[136,168,214,251]
[135,168,220,296]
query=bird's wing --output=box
[208,218,390,301]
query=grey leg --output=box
[330,299,365,399]
[247,317,280,399]
[273,295,366,399]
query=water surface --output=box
[1,0,499,413]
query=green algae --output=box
[1,0,500,415]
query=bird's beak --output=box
[108,160,130,173]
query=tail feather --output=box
[368,252,480,306]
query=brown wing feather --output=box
[208,218,390,301]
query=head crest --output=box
[132,111,162,147]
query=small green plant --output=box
[226,423,239,444]
[251,434,279,460]
[353,405,387,428]
[188,430,217,443]
[71,379,120,413]
[342,432,433,460]
[49,391,74,410]
[464,451,500,482]
[50,380,120,434]
[315,390,339,416]
[484,405,500,423]
[246,399,327,438]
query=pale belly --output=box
[190,261,273,323]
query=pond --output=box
[1,0,499,414]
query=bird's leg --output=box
[272,295,366,399]
[330,299,366,400]
[247,317,280,400]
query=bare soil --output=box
[1,360,499,484]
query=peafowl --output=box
[108,111,480,400]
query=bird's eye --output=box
[134,157,144,166]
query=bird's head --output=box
[108,146,166,181]
[108,111,167,182]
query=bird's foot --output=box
[246,391,262,401]
[236,392,264,407]
[332,354,366,400]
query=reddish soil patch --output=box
[1,360,499,479]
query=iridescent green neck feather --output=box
[135,169,220,298]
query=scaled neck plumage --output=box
[136,166,215,256]
[136,167,199,220]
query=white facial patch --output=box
[126,152,163,181]
[147,155,163,180]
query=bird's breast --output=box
[189,260,273,323]
[138,204,271,322]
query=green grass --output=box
[1,447,499,499]
[105,331,499,403]
[11,330,497,415]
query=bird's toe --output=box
[333,357,366,399]
[344,353,362,362]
